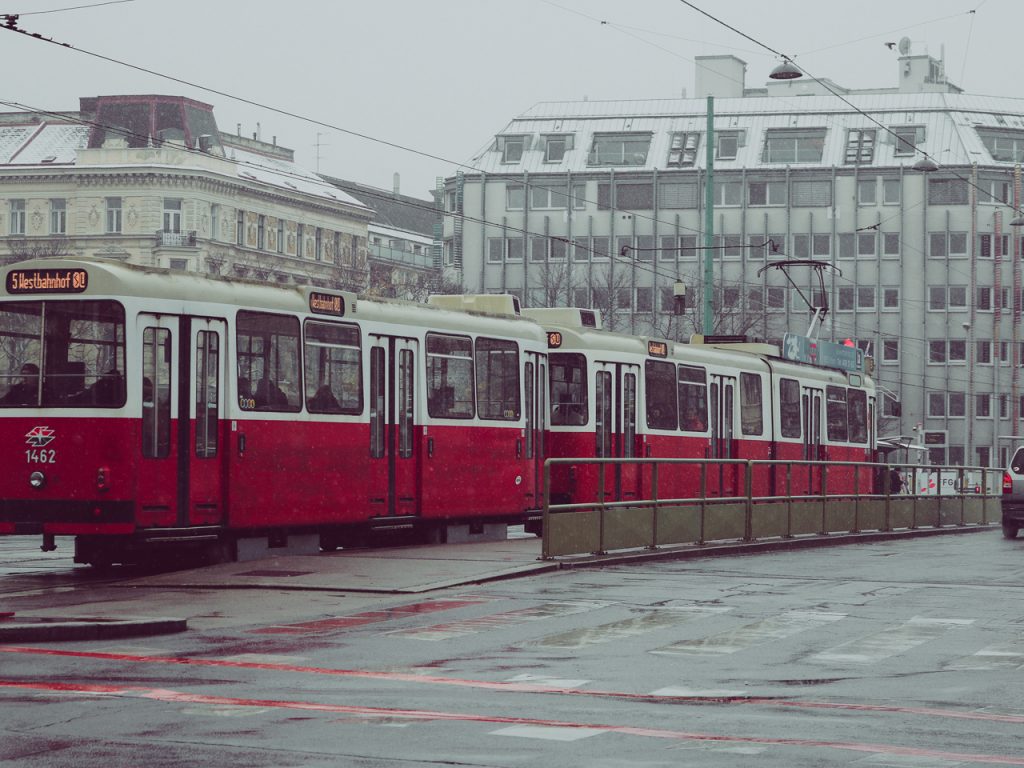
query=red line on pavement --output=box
[3,644,1023,726]
[249,597,491,635]
[2,678,1023,765]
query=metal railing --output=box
[155,230,197,247]
[541,457,1001,559]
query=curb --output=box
[550,524,996,570]
[0,616,187,642]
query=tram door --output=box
[594,361,640,501]
[368,335,418,518]
[709,375,738,496]
[801,386,824,493]
[137,315,226,528]
[523,352,546,508]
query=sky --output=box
[2,0,1020,199]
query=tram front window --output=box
[0,300,126,408]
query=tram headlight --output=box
[29,471,45,489]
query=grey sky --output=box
[4,0,1016,198]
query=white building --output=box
[440,48,1024,468]
[0,94,374,290]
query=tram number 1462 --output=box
[26,449,56,463]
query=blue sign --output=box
[783,333,863,373]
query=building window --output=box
[892,126,921,156]
[315,228,323,261]
[882,286,900,310]
[296,223,305,258]
[9,199,25,235]
[882,338,899,362]
[928,178,969,205]
[104,197,122,233]
[712,180,742,207]
[543,134,573,163]
[236,209,244,245]
[257,215,265,249]
[977,128,1024,162]
[977,287,992,312]
[882,232,900,258]
[532,182,585,210]
[748,180,786,206]
[928,391,946,416]
[845,129,876,164]
[598,182,655,210]
[838,286,855,311]
[857,232,876,257]
[506,183,525,211]
[949,392,966,417]
[976,340,992,364]
[49,199,66,234]
[635,287,653,313]
[658,180,699,209]
[667,132,700,167]
[499,135,528,163]
[979,234,1009,259]
[857,286,875,310]
[766,286,786,311]
[588,133,652,166]
[856,178,876,205]
[791,179,832,206]
[163,198,182,233]
[762,129,826,163]
[882,178,901,204]
[716,131,740,160]
[978,177,1011,204]
[277,220,285,254]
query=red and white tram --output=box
[0,258,876,565]
[521,308,876,510]
[0,259,548,565]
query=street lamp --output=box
[912,156,939,172]
[769,59,802,80]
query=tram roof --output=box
[2,258,549,341]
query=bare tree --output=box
[587,263,633,333]
[3,237,74,266]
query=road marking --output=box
[812,617,975,665]
[504,674,588,689]
[652,611,846,656]
[533,606,730,649]
[3,679,1024,765]
[491,725,605,741]
[5,646,1024,725]
[651,686,750,698]
[249,597,490,635]
[947,642,1024,671]
[387,601,607,641]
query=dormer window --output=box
[716,131,741,160]
[588,133,652,166]
[497,135,529,163]
[667,132,700,167]
[762,129,826,163]
[891,126,924,157]
[977,128,1024,162]
[844,129,876,164]
[543,134,573,163]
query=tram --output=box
[520,307,876,513]
[0,259,548,565]
[0,258,876,565]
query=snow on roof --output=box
[0,120,368,210]
[469,92,1024,175]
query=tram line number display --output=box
[7,268,88,294]
[309,292,345,316]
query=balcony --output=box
[368,242,434,270]
[156,230,197,247]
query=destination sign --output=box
[547,331,563,349]
[309,292,345,316]
[7,268,88,294]
[924,431,946,445]
[782,333,863,373]
[647,340,668,358]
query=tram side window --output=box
[142,327,171,458]
[678,364,708,431]
[236,311,301,412]
[426,333,474,419]
[740,372,764,435]
[195,330,219,458]
[847,387,868,444]
[645,359,678,430]
[0,300,125,408]
[779,378,801,438]
[826,385,849,441]
[550,353,587,425]
[476,337,520,420]
[303,320,361,414]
